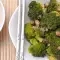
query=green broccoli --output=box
[34,28,41,36]
[46,45,60,60]
[45,31,60,46]
[35,36,43,43]
[29,37,43,45]
[30,38,39,45]
[46,0,57,13]
[28,1,43,20]
[41,11,60,30]
[33,28,44,42]
[28,43,46,57]
[34,28,44,37]
[24,22,44,42]
[46,46,55,56]
[24,22,35,40]
[45,31,60,56]
[56,28,60,31]
[46,45,60,56]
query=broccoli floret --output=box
[46,0,57,13]
[45,31,60,46]
[29,28,45,44]
[28,43,46,57]
[28,1,43,20]
[34,28,44,42]
[24,22,35,40]
[45,31,60,56]
[24,21,45,42]
[41,11,60,30]
[46,46,55,56]
[46,46,57,60]
[46,45,60,56]
[46,0,60,13]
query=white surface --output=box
[9,0,50,60]
[0,1,5,31]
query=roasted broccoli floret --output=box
[45,31,60,46]
[45,31,60,56]
[46,45,60,57]
[33,28,44,42]
[28,43,46,57]
[46,46,57,60]
[28,1,43,20]
[24,22,35,40]
[46,0,57,13]
[41,11,60,30]
[46,46,55,56]
[24,22,44,41]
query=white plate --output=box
[0,1,5,31]
[9,0,50,60]
[9,7,18,48]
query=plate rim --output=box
[0,1,5,31]
[8,7,18,48]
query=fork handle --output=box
[20,52,24,60]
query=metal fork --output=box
[16,0,25,60]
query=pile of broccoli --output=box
[24,0,60,60]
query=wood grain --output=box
[0,0,18,60]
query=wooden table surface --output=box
[0,0,18,60]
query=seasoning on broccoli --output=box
[28,1,43,20]
[28,43,46,57]
[46,0,57,13]
[41,11,60,30]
